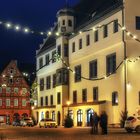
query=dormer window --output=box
[9,78,13,84]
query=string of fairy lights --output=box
[1,18,140,81]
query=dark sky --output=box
[0,0,80,67]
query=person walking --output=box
[90,114,94,134]
[92,112,99,134]
[100,111,108,135]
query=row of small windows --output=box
[72,20,118,53]
[74,53,116,82]
[0,87,27,94]
[40,92,61,106]
[73,88,118,106]
[39,45,68,69]
[0,99,27,107]
[1,78,21,84]
[40,69,68,91]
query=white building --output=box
[33,0,140,127]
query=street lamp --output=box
[66,101,70,116]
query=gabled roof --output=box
[36,0,123,56]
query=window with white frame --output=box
[6,87,11,93]
[14,99,18,106]
[22,99,26,106]
[14,88,18,94]
[22,88,27,95]
[6,99,10,106]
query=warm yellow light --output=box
[31,106,35,110]
[79,31,82,34]
[73,71,75,74]
[48,31,52,35]
[121,26,126,30]
[2,84,7,87]
[126,32,130,36]
[67,101,70,106]
[55,32,60,36]
[2,75,5,77]
[133,35,137,39]
[67,67,70,70]
[92,27,97,31]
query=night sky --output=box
[0,0,80,68]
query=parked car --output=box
[12,119,20,126]
[124,116,140,133]
[20,117,34,127]
[39,119,57,128]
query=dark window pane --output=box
[57,92,61,104]
[86,34,90,46]
[57,45,61,56]
[113,19,118,33]
[94,30,98,42]
[106,53,116,75]
[68,20,72,27]
[40,97,43,106]
[73,91,77,103]
[46,76,51,90]
[103,25,108,38]
[89,60,97,78]
[72,42,75,53]
[50,95,53,105]
[82,89,87,102]
[93,87,98,101]
[64,44,68,57]
[53,74,56,88]
[79,39,82,49]
[45,54,50,66]
[62,20,65,25]
[45,96,48,106]
[39,58,43,69]
[40,78,44,91]
[75,65,81,82]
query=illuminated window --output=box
[22,88,27,95]
[112,91,118,106]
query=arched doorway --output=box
[77,109,83,126]
[36,112,39,123]
[69,110,73,119]
[57,111,61,126]
[46,111,49,119]
[22,113,28,118]
[41,112,44,120]
[13,113,20,121]
[87,109,94,126]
